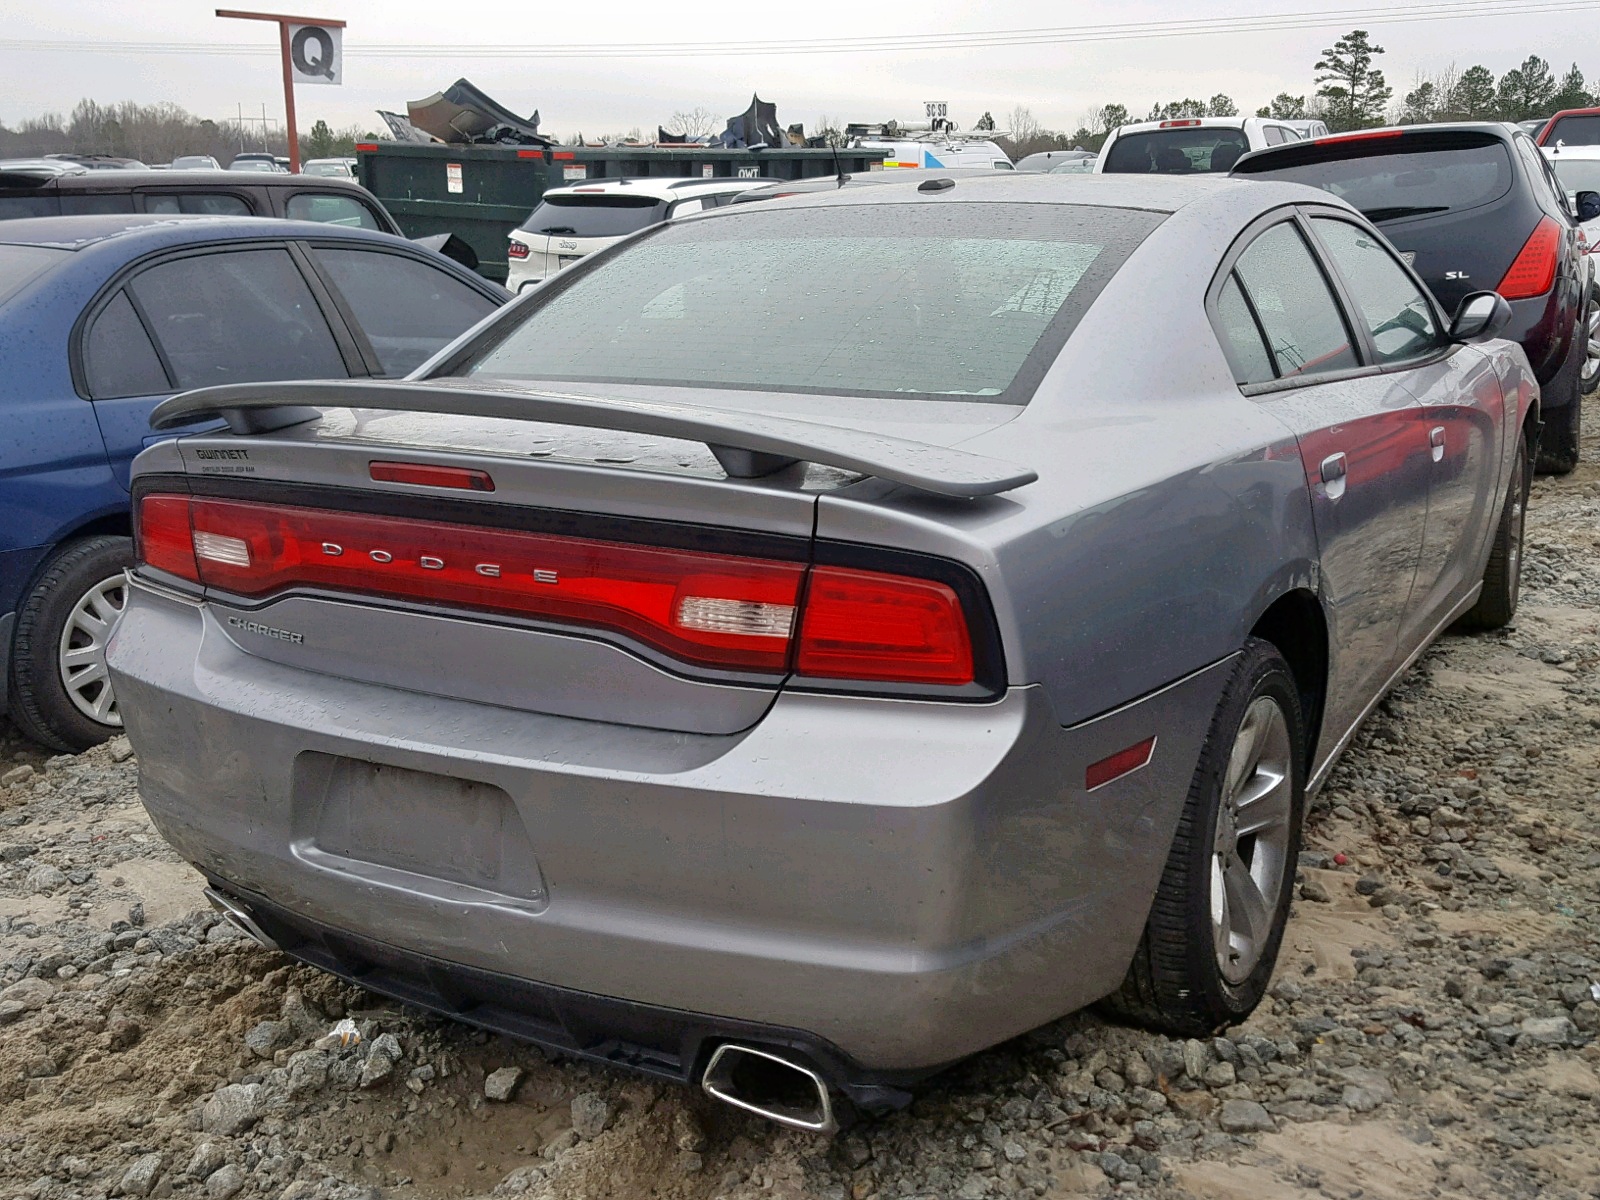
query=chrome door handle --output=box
[1430,425,1446,463]
[1321,452,1348,500]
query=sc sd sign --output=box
[287,23,342,85]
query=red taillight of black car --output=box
[135,495,977,687]
[1497,216,1562,300]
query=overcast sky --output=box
[1,1,1587,140]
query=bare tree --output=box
[1007,105,1041,143]
[668,106,719,139]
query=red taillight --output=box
[369,461,495,491]
[507,240,530,259]
[136,495,201,582]
[1497,216,1562,300]
[1160,120,1202,128]
[1313,129,1404,146]
[796,566,973,686]
[133,495,985,688]
[354,142,378,153]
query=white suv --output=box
[1094,117,1306,175]
[506,178,751,293]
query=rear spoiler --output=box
[148,380,1037,500]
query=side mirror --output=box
[1449,291,1513,343]
[1576,190,1600,223]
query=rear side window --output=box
[144,193,253,216]
[1214,275,1275,385]
[84,291,170,398]
[1546,114,1600,146]
[517,195,667,238]
[128,249,347,388]
[1232,222,1358,380]
[1312,217,1438,363]
[60,194,136,216]
[286,193,382,230]
[0,195,59,219]
[314,248,497,376]
[1239,141,1515,222]
[1103,128,1249,174]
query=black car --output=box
[1234,124,1599,472]
[0,162,399,229]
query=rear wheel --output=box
[1103,638,1305,1037]
[1457,433,1531,631]
[8,537,133,752]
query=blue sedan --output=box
[0,214,507,750]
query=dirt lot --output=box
[3,399,1599,1200]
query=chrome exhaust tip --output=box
[700,1043,838,1134]
[202,887,280,952]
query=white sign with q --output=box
[287,23,342,86]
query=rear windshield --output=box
[1239,140,1516,222]
[518,194,667,238]
[1104,128,1249,174]
[1550,157,1600,195]
[0,243,69,305]
[462,202,1163,403]
[1546,115,1600,147]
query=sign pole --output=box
[277,20,300,172]
[216,10,345,174]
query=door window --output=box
[1311,217,1439,363]
[1263,126,1286,146]
[128,249,347,388]
[312,247,497,376]
[285,192,382,229]
[143,192,253,216]
[1214,274,1276,385]
[1232,221,1359,379]
[84,291,171,399]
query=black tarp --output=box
[716,96,782,149]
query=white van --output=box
[1094,117,1306,174]
[849,129,1014,171]
[506,178,750,292]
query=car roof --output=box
[541,177,752,200]
[0,168,377,193]
[1232,122,1519,174]
[1544,143,1600,158]
[1112,118,1257,134]
[0,212,406,251]
[714,171,1326,220]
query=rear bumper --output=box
[107,577,1231,1074]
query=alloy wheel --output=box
[1210,695,1294,985]
[57,574,127,726]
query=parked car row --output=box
[1,105,1584,1134]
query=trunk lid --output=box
[141,388,1023,735]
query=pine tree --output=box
[1315,30,1393,131]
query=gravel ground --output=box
[3,398,1600,1200]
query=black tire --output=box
[1102,638,1306,1037]
[8,537,133,753]
[1536,329,1584,474]
[1456,433,1531,632]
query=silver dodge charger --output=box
[107,174,1536,1131]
